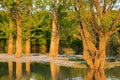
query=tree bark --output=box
[16,19,22,58]
[94,36,108,69]
[49,9,60,57]
[79,21,96,69]
[79,21,108,69]
[15,0,22,58]
[8,21,13,55]
[25,39,31,56]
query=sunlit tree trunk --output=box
[79,21,108,69]
[8,62,13,80]
[50,62,60,80]
[25,39,31,56]
[82,32,108,69]
[16,19,22,58]
[15,0,22,58]
[25,4,31,56]
[49,0,60,57]
[16,62,22,80]
[8,21,13,55]
[79,21,96,69]
[74,0,120,70]
[94,36,108,69]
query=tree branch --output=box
[105,0,117,14]
[93,0,102,16]
[108,27,120,35]
[109,10,120,31]
[103,0,108,13]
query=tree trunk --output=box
[8,21,13,55]
[79,21,96,69]
[82,35,107,69]
[25,39,30,56]
[49,10,60,57]
[79,21,108,69]
[16,19,22,58]
[94,36,108,69]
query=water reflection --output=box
[50,62,60,80]
[26,62,30,80]
[84,69,106,80]
[16,62,22,80]
[0,62,118,80]
[8,62,13,80]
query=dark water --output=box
[0,62,120,80]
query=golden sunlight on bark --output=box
[50,62,60,80]
[25,39,31,56]
[8,21,13,55]
[79,21,108,69]
[15,0,22,58]
[49,10,60,57]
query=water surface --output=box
[0,62,119,80]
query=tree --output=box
[73,0,120,69]
[21,0,33,56]
[49,0,60,57]
[15,0,22,58]
[0,0,15,55]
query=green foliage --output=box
[0,0,119,55]
[101,11,118,32]
[107,31,120,56]
[30,10,51,46]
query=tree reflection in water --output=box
[26,62,30,80]
[16,62,22,80]
[84,69,106,80]
[8,62,13,80]
[50,62,60,80]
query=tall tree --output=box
[49,0,60,57]
[15,0,22,58]
[8,20,14,55]
[0,0,15,55]
[73,0,120,69]
[22,1,32,56]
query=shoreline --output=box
[0,54,120,69]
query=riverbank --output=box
[0,54,120,69]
